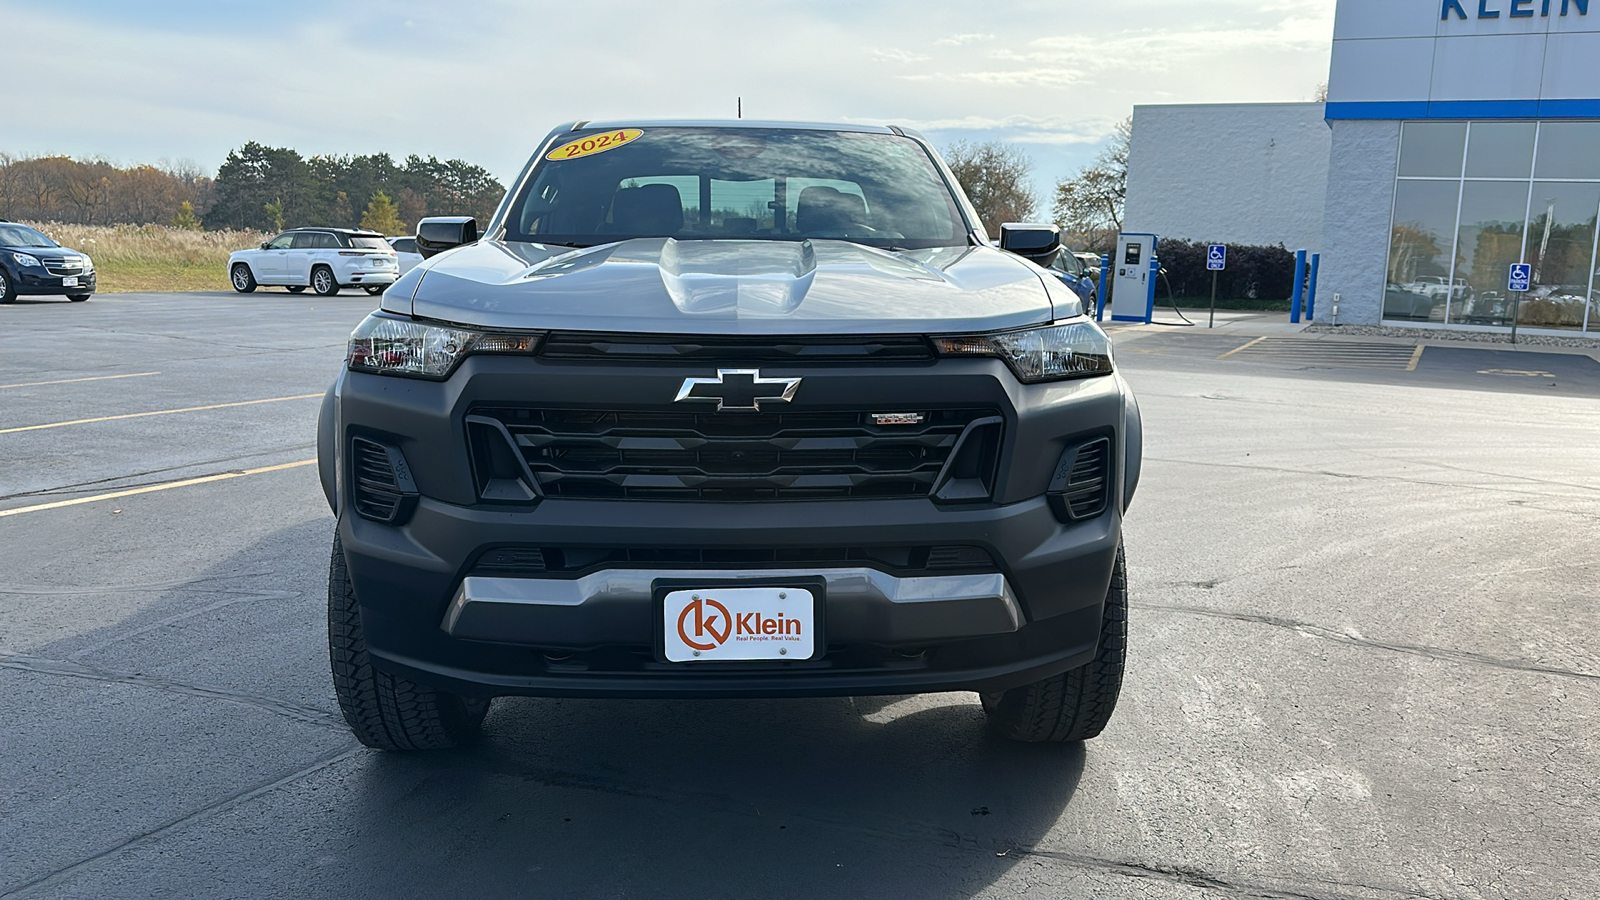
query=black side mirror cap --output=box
[416,217,479,259]
[999,223,1062,268]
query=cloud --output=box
[934,33,996,46]
[872,47,929,64]
[0,0,1339,191]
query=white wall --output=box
[1317,120,1401,326]
[1124,103,1330,252]
[1330,0,1600,111]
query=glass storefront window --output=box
[1523,182,1600,331]
[1399,122,1468,178]
[1451,182,1529,325]
[1386,120,1600,332]
[1385,181,1461,321]
[1533,123,1600,180]
[1465,123,1536,179]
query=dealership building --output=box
[1125,0,1600,335]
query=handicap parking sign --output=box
[1207,244,1227,271]
[1508,263,1532,292]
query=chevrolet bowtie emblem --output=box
[674,369,802,413]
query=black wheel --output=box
[982,546,1127,743]
[328,532,489,750]
[363,284,384,296]
[286,285,307,294]
[68,293,92,302]
[0,269,15,303]
[311,266,340,296]
[230,264,257,293]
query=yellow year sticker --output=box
[546,129,644,161]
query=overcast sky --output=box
[7,0,1336,204]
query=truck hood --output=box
[394,238,1060,335]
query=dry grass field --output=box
[25,222,271,293]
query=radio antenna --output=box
[737,97,742,119]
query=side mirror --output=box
[999,223,1062,268]
[260,242,270,250]
[416,217,479,259]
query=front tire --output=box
[0,270,15,303]
[286,285,307,294]
[982,546,1127,743]
[311,266,340,296]
[68,293,92,302]
[328,532,489,750]
[363,284,384,296]
[230,264,257,293]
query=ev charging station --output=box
[1110,233,1158,323]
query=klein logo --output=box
[676,596,804,652]
[675,369,801,413]
[1443,0,1588,19]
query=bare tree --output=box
[943,141,1037,236]
[1051,117,1130,253]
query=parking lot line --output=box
[1407,345,1426,372]
[0,459,316,518]
[0,393,322,435]
[1219,338,1421,370]
[0,371,160,390]
[1216,336,1267,359]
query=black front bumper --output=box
[12,268,96,294]
[327,352,1136,699]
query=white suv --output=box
[229,228,399,296]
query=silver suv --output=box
[317,121,1142,750]
[228,227,398,296]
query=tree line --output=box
[0,143,505,235]
[944,118,1130,253]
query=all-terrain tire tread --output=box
[327,533,485,750]
[984,547,1127,743]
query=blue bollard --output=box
[1097,254,1110,321]
[1307,253,1320,321]
[1290,249,1307,324]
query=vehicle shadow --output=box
[9,518,1088,898]
[341,695,1087,898]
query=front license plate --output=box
[663,587,816,662]
[62,276,78,287]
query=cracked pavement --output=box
[2,293,1597,899]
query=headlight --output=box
[932,320,1114,383]
[80,255,94,272]
[347,313,541,379]
[12,252,42,267]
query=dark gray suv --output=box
[317,121,1142,750]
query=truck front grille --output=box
[470,406,1000,501]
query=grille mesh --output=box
[471,406,998,501]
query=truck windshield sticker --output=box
[546,129,645,161]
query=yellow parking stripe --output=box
[1216,337,1267,359]
[0,371,160,390]
[0,393,321,435]
[1407,345,1426,371]
[0,459,316,519]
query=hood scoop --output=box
[649,239,817,317]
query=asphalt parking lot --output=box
[2,292,1597,899]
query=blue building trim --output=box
[1327,99,1600,120]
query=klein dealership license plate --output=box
[62,277,78,287]
[662,587,816,662]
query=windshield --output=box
[504,127,970,249]
[0,224,59,248]
[348,236,390,250]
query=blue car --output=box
[0,221,95,303]
[1047,249,1098,312]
